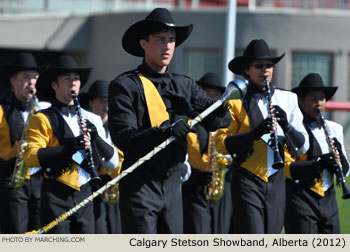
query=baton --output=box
[26,79,248,234]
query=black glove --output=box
[62,135,86,155]
[315,152,337,174]
[163,90,192,115]
[273,105,289,131]
[190,96,212,117]
[166,119,190,142]
[86,120,98,141]
[212,102,230,118]
[0,157,17,178]
[333,138,342,152]
[251,117,272,140]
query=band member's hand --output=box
[190,96,212,117]
[168,119,190,141]
[86,120,98,141]
[315,153,336,173]
[212,102,230,118]
[63,135,87,154]
[331,138,342,163]
[251,117,272,140]
[273,105,289,131]
[163,90,192,115]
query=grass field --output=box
[336,176,350,234]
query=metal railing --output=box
[2,0,350,15]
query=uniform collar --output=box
[245,81,275,99]
[10,93,32,112]
[303,112,321,129]
[137,61,172,87]
[52,100,76,116]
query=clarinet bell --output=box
[341,181,350,200]
[272,151,284,169]
[89,167,102,182]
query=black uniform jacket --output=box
[108,62,230,177]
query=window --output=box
[292,52,333,87]
[185,48,222,81]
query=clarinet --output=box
[71,91,101,182]
[264,77,284,169]
[318,111,350,199]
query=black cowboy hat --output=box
[78,80,109,109]
[122,8,193,57]
[228,39,286,75]
[0,52,46,86]
[292,73,338,101]
[196,72,225,93]
[36,55,91,100]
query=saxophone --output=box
[102,181,119,204]
[205,131,232,202]
[9,87,39,188]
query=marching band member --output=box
[183,72,232,234]
[0,53,49,234]
[23,56,119,234]
[79,80,122,234]
[108,8,230,233]
[215,39,309,233]
[285,73,350,233]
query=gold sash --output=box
[138,73,169,127]
[226,99,271,182]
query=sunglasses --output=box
[252,63,275,69]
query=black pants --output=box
[231,167,285,234]
[7,171,43,234]
[182,169,211,234]
[40,179,95,234]
[119,165,184,234]
[0,171,42,234]
[284,179,340,234]
[0,176,10,234]
[209,170,233,234]
[94,196,122,234]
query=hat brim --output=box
[77,92,93,110]
[228,53,286,75]
[0,65,46,86]
[197,81,226,93]
[292,86,338,101]
[122,20,193,57]
[36,68,91,101]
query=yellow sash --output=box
[138,73,169,127]
[226,99,270,182]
